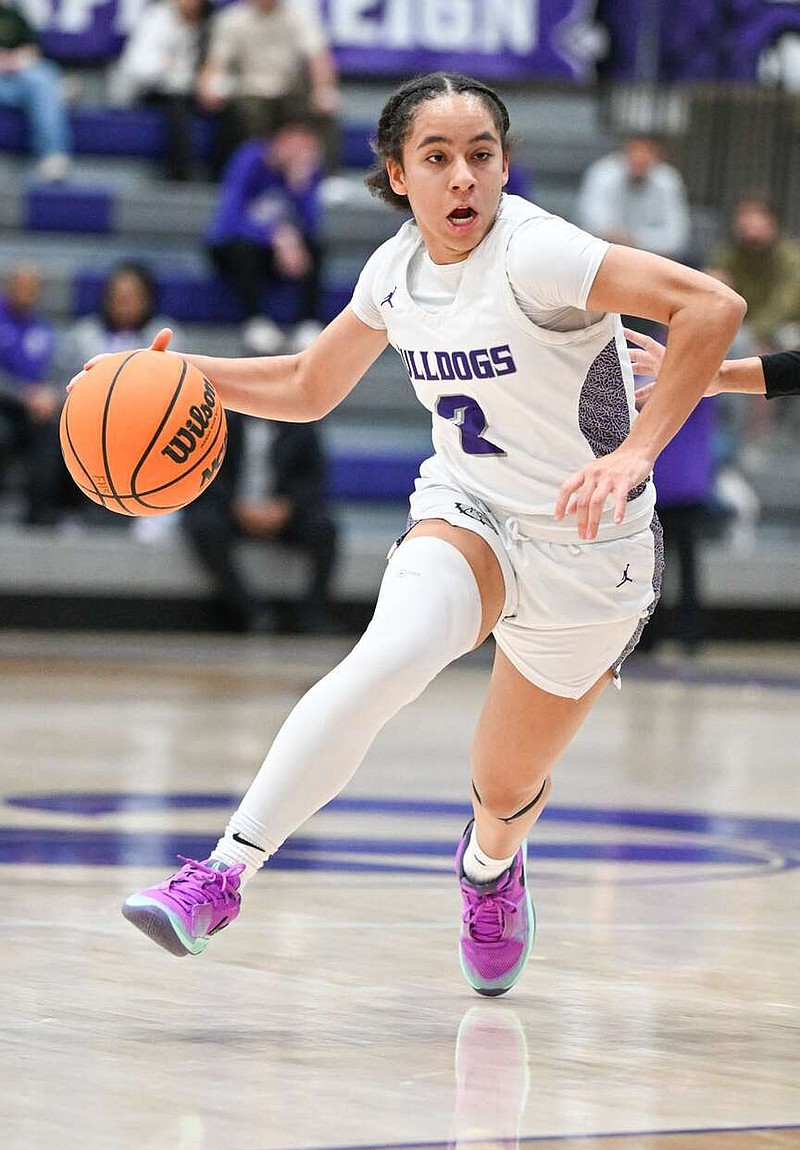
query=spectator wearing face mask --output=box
[709,195,800,356]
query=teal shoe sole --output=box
[122,896,208,957]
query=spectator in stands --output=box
[706,197,800,450]
[619,324,718,653]
[59,261,181,373]
[0,0,71,181]
[576,134,691,262]
[197,0,339,177]
[0,262,64,524]
[207,115,325,355]
[648,398,717,654]
[183,410,338,633]
[107,0,212,182]
[710,196,800,355]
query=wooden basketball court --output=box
[2,631,798,1150]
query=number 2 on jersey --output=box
[435,394,505,456]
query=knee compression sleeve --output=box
[221,537,483,860]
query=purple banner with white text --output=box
[18,0,800,82]
[317,0,608,81]
[22,0,610,76]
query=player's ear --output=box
[386,158,407,198]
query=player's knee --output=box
[351,621,449,701]
[473,775,551,824]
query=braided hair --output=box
[364,72,511,211]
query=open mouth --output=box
[447,206,477,226]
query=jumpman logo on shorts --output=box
[381,286,398,309]
[616,564,634,588]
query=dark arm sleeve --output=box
[761,349,800,399]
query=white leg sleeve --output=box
[213,536,482,872]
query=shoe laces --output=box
[462,882,518,944]
[166,856,245,913]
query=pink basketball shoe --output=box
[122,857,245,956]
[455,821,535,996]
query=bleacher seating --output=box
[0,106,376,168]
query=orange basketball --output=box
[60,349,228,517]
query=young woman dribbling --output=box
[73,73,745,995]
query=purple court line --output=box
[0,825,781,869]
[7,793,800,846]
[3,796,797,880]
[298,1124,800,1150]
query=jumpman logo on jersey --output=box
[616,564,634,588]
[381,286,398,309]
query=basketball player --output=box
[627,326,799,400]
[73,73,745,995]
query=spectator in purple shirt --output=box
[625,325,718,654]
[206,116,325,355]
[0,262,64,524]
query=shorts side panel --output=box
[612,512,665,673]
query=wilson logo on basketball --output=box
[200,432,228,488]
[161,381,219,465]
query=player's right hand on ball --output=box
[67,328,174,392]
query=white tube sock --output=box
[462,825,517,885]
[211,536,483,881]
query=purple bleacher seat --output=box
[0,107,27,151]
[341,123,374,169]
[0,105,363,167]
[70,108,214,159]
[25,186,114,234]
[73,269,351,325]
[328,452,424,502]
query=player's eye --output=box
[474,150,493,162]
[425,152,446,164]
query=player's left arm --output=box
[555,246,746,539]
[71,309,388,422]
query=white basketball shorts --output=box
[394,456,664,699]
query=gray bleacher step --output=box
[0,158,401,251]
[0,153,162,189]
[0,230,205,270]
[342,83,609,143]
[0,510,405,600]
[2,521,799,607]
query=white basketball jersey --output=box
[356,194,656,537]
